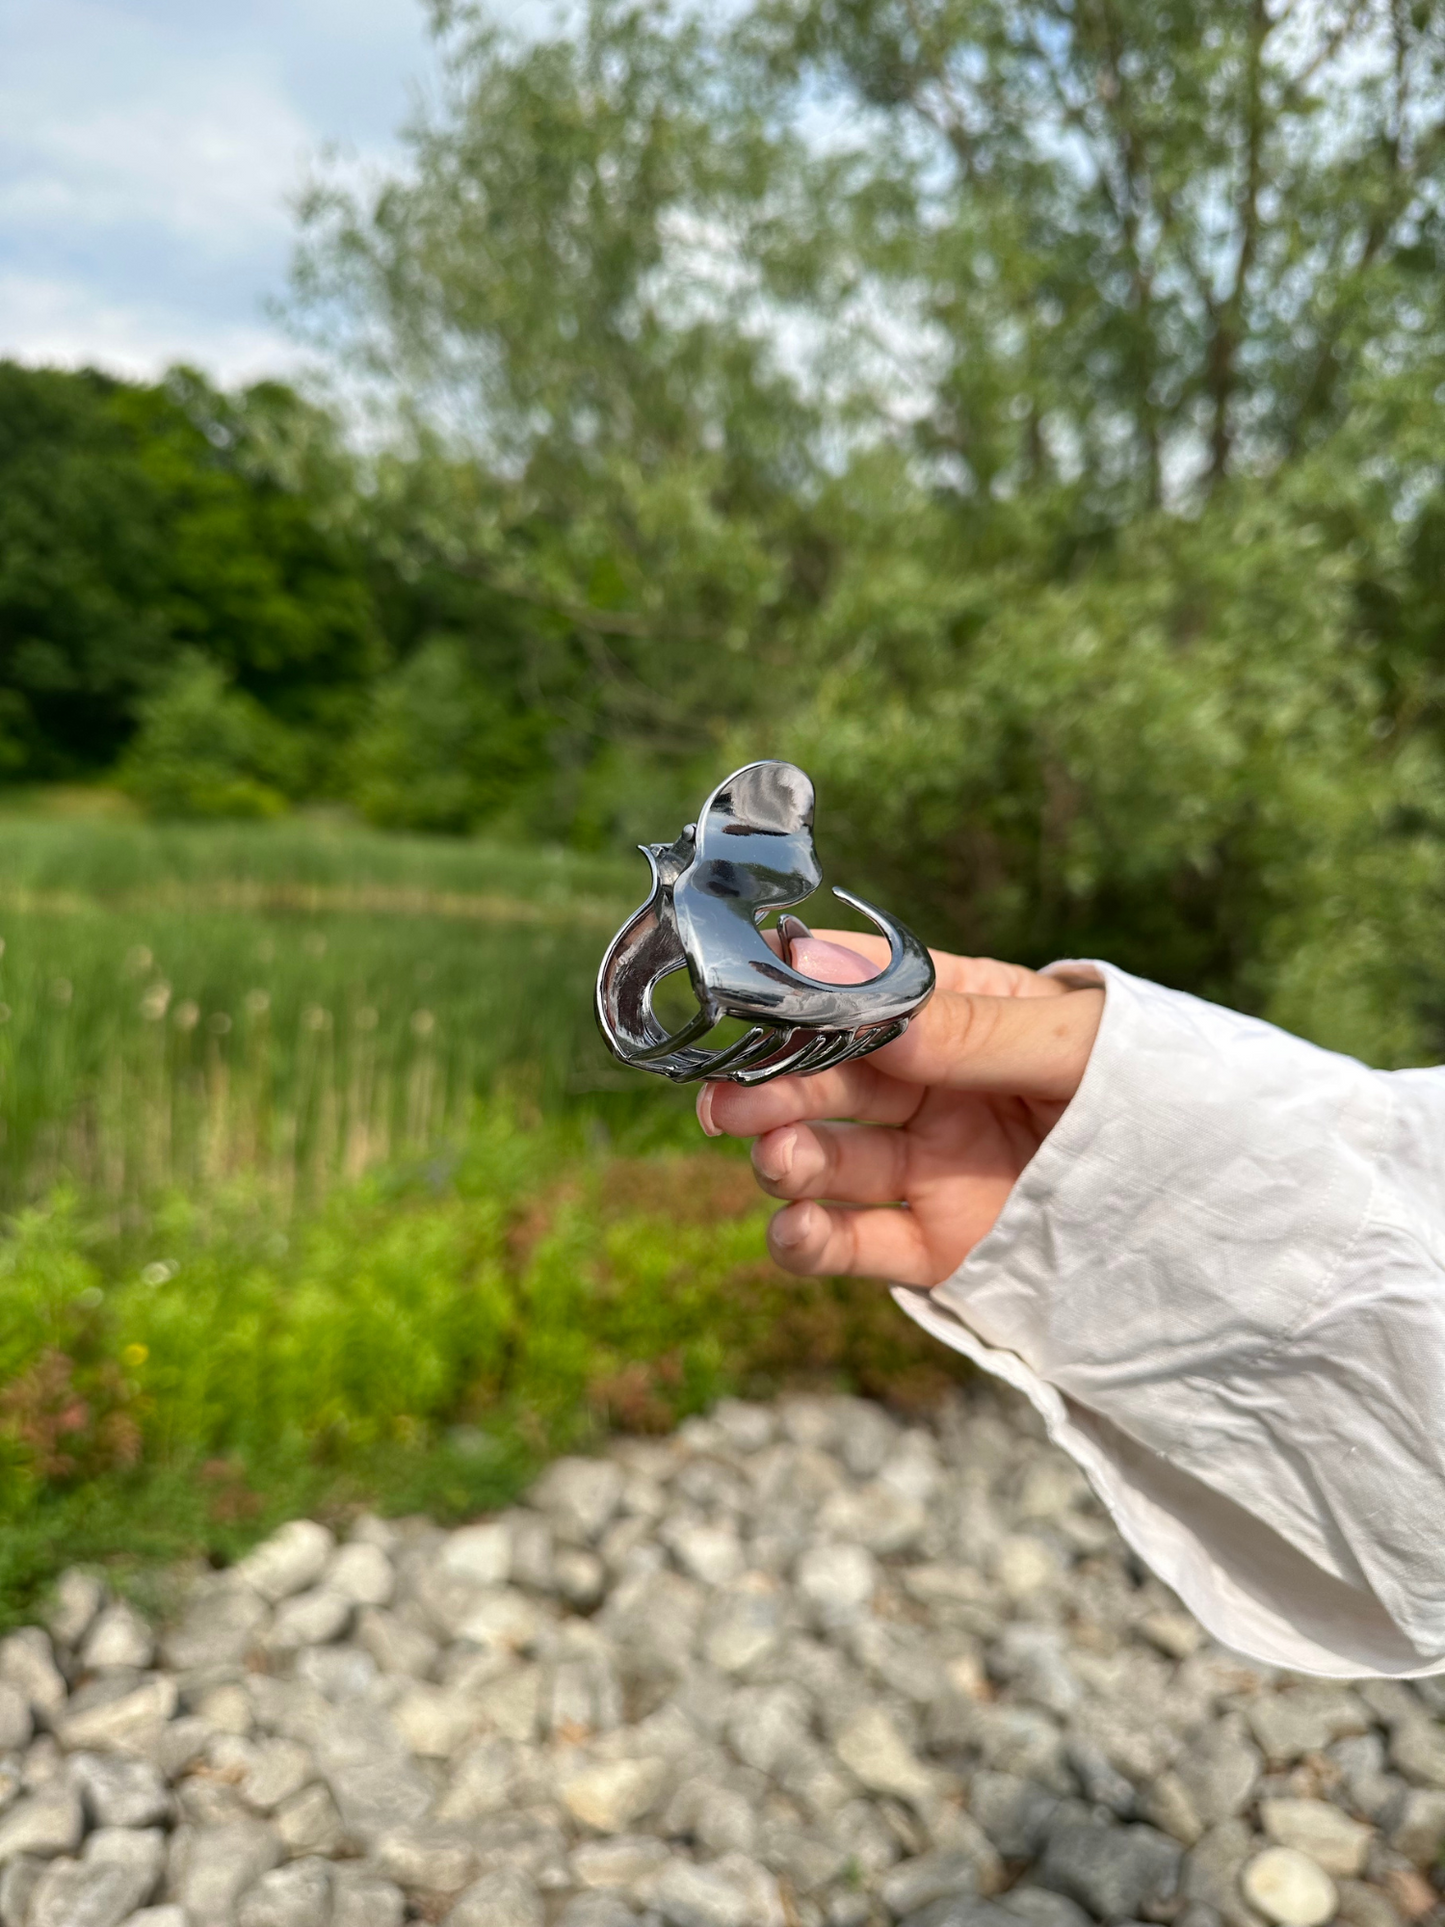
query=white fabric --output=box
[893,960,1445,1678]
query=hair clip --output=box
[596,761,935,1084]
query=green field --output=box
[0,803,960,1619]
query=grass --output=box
[0,800,968,1620]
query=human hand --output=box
[696,932,1103,1286]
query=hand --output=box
[697,932,1104,1287]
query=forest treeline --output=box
[5,0,1445,1062]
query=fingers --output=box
[697,981,1103,1140]
[803,930,1068,999]
[752,1120,910,1205]
[767,1200,938,1288]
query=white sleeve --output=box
[893,959,1445,1679]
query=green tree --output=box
[0,364,381,780]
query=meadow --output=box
[0,799,961,1619]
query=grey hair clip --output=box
[596,761,935,1084]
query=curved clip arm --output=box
[595,761,935,1085]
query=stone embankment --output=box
[0,1383,1441,1927]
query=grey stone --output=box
[0,1631,66,1721]
[0,1855,43,1927]
[354,1607,437,1679]
[56,1675,178,1751]
[1175,1718,1265,1828]
[330,1866,406,1927]
[1182,1821,1266,1927]
[1260,1797,1372,1877]
[445,1866,546,1927]
[970,1773,1062,1858]
[326,1542,394,1607]
[557,1895,641,1927]
[570,1834,672,1900]
[797,1544,877,1627]
[167,1819,281,1926]
[897,1903,1010,1927]
[563,1757,671,1833]
[1246,1691,1370,1769]
[653,1852,787,1927]
[1330,1735,1400,1824]
[1240,1848,1337,1927]
[233,1521,335,1603]
[880,1849,985,1916]
[529,1458,625,1544]
[1040,1817,1182,1921]
[81,1603,155,1672]
[47,1570,105,1651]
[0,1780,84,1860]
[0,1689,31,1755]
[1387,1787,1445,1867]
[1066,1737,1135,1816]
[1335,1880,1407,1927]
[1389,1717,1445,1791]
[274,1782,347,1858]
[30,1829,164,1927]
[236,1857,333,1927]
[267,1587,352,1651]
[69,1752,171,1828]
[161,1584,269,1670]
[236,1737,315,1814]
[372,1825,479,1894]
[441,1523,512,1587]
[122,1909,188,1927]
[836,1706,936,1806]
[997,1890,1093,1927]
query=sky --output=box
[0,0,482,384]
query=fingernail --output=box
[696,1084,721,1137]
[772,1203,811,1249]
[755,1127,796,1182]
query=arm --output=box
[700,939,1445,1677]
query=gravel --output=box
[0,1380,1437,1927]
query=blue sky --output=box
[0,0,487,382]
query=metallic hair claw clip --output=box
[596,761,935,1084]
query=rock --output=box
[1336,1881,1406,1927]
[1241,1848,1338,1927]
[1039,1818,1182,1921]
[701,1576,787,1676]
[355,1607,437,1678]
[445,1866,546,1926]
[81,1603,156,1671]
[880,1849,986,1916]
[0,1855,43,1927]
[653,1851,787,1927]
[274,1782,347,1858]
[372,1824,479,1893]
[47,1570,106,1651]
[56,1675,178,1752]
[236,1738,315,1814]
[29,1828,164,1927]
[1247,1691,1370,1768]
[529,1458,625,1544]
[121,1910,188,1927]
[0,1688,31,1755]
[167,1821,281,1926]
[0,1780,84,1860]
[1331,1736,1400,1824]
[441,1522,513,1587]
[998,1891,1092,1927]
[0,1631,66,1721]
[326,1542,395,1607]
[563,1757,671,1833]
[797,1544,877,1627]
[331,1866,407,1927]
[554,1547,607,1610]
[970,1775,1062,1859]
[1174,1718,1262,1826]
[1139,1612,1203,1661]
[1260,1798,1373,1877]
[387,1682,479,1758]
[1182,1821,1264,1927]
[1389,1718,1445,1792]
[570,1834,672,1900]
[557,1895,641,1927]
[267,1586,352,1651]
[236,1857,333,1927]
[896,1903,1010,1927]
[1388,1787,1445,1868]
[161,1585,269,1670]
[661,1519,745,1588]
[69,1753,171,1828]
[1065,1737,1135,1816]
[233,1521,336,1603]
[713,1398,777,1454]
[835,1706,936,1806]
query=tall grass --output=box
[0,813,667,1211]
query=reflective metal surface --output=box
[596,761,935,1083]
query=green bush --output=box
[117,656,305,820]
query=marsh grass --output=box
[0,813,664,1211]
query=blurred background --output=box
[0,0,1443,1606]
